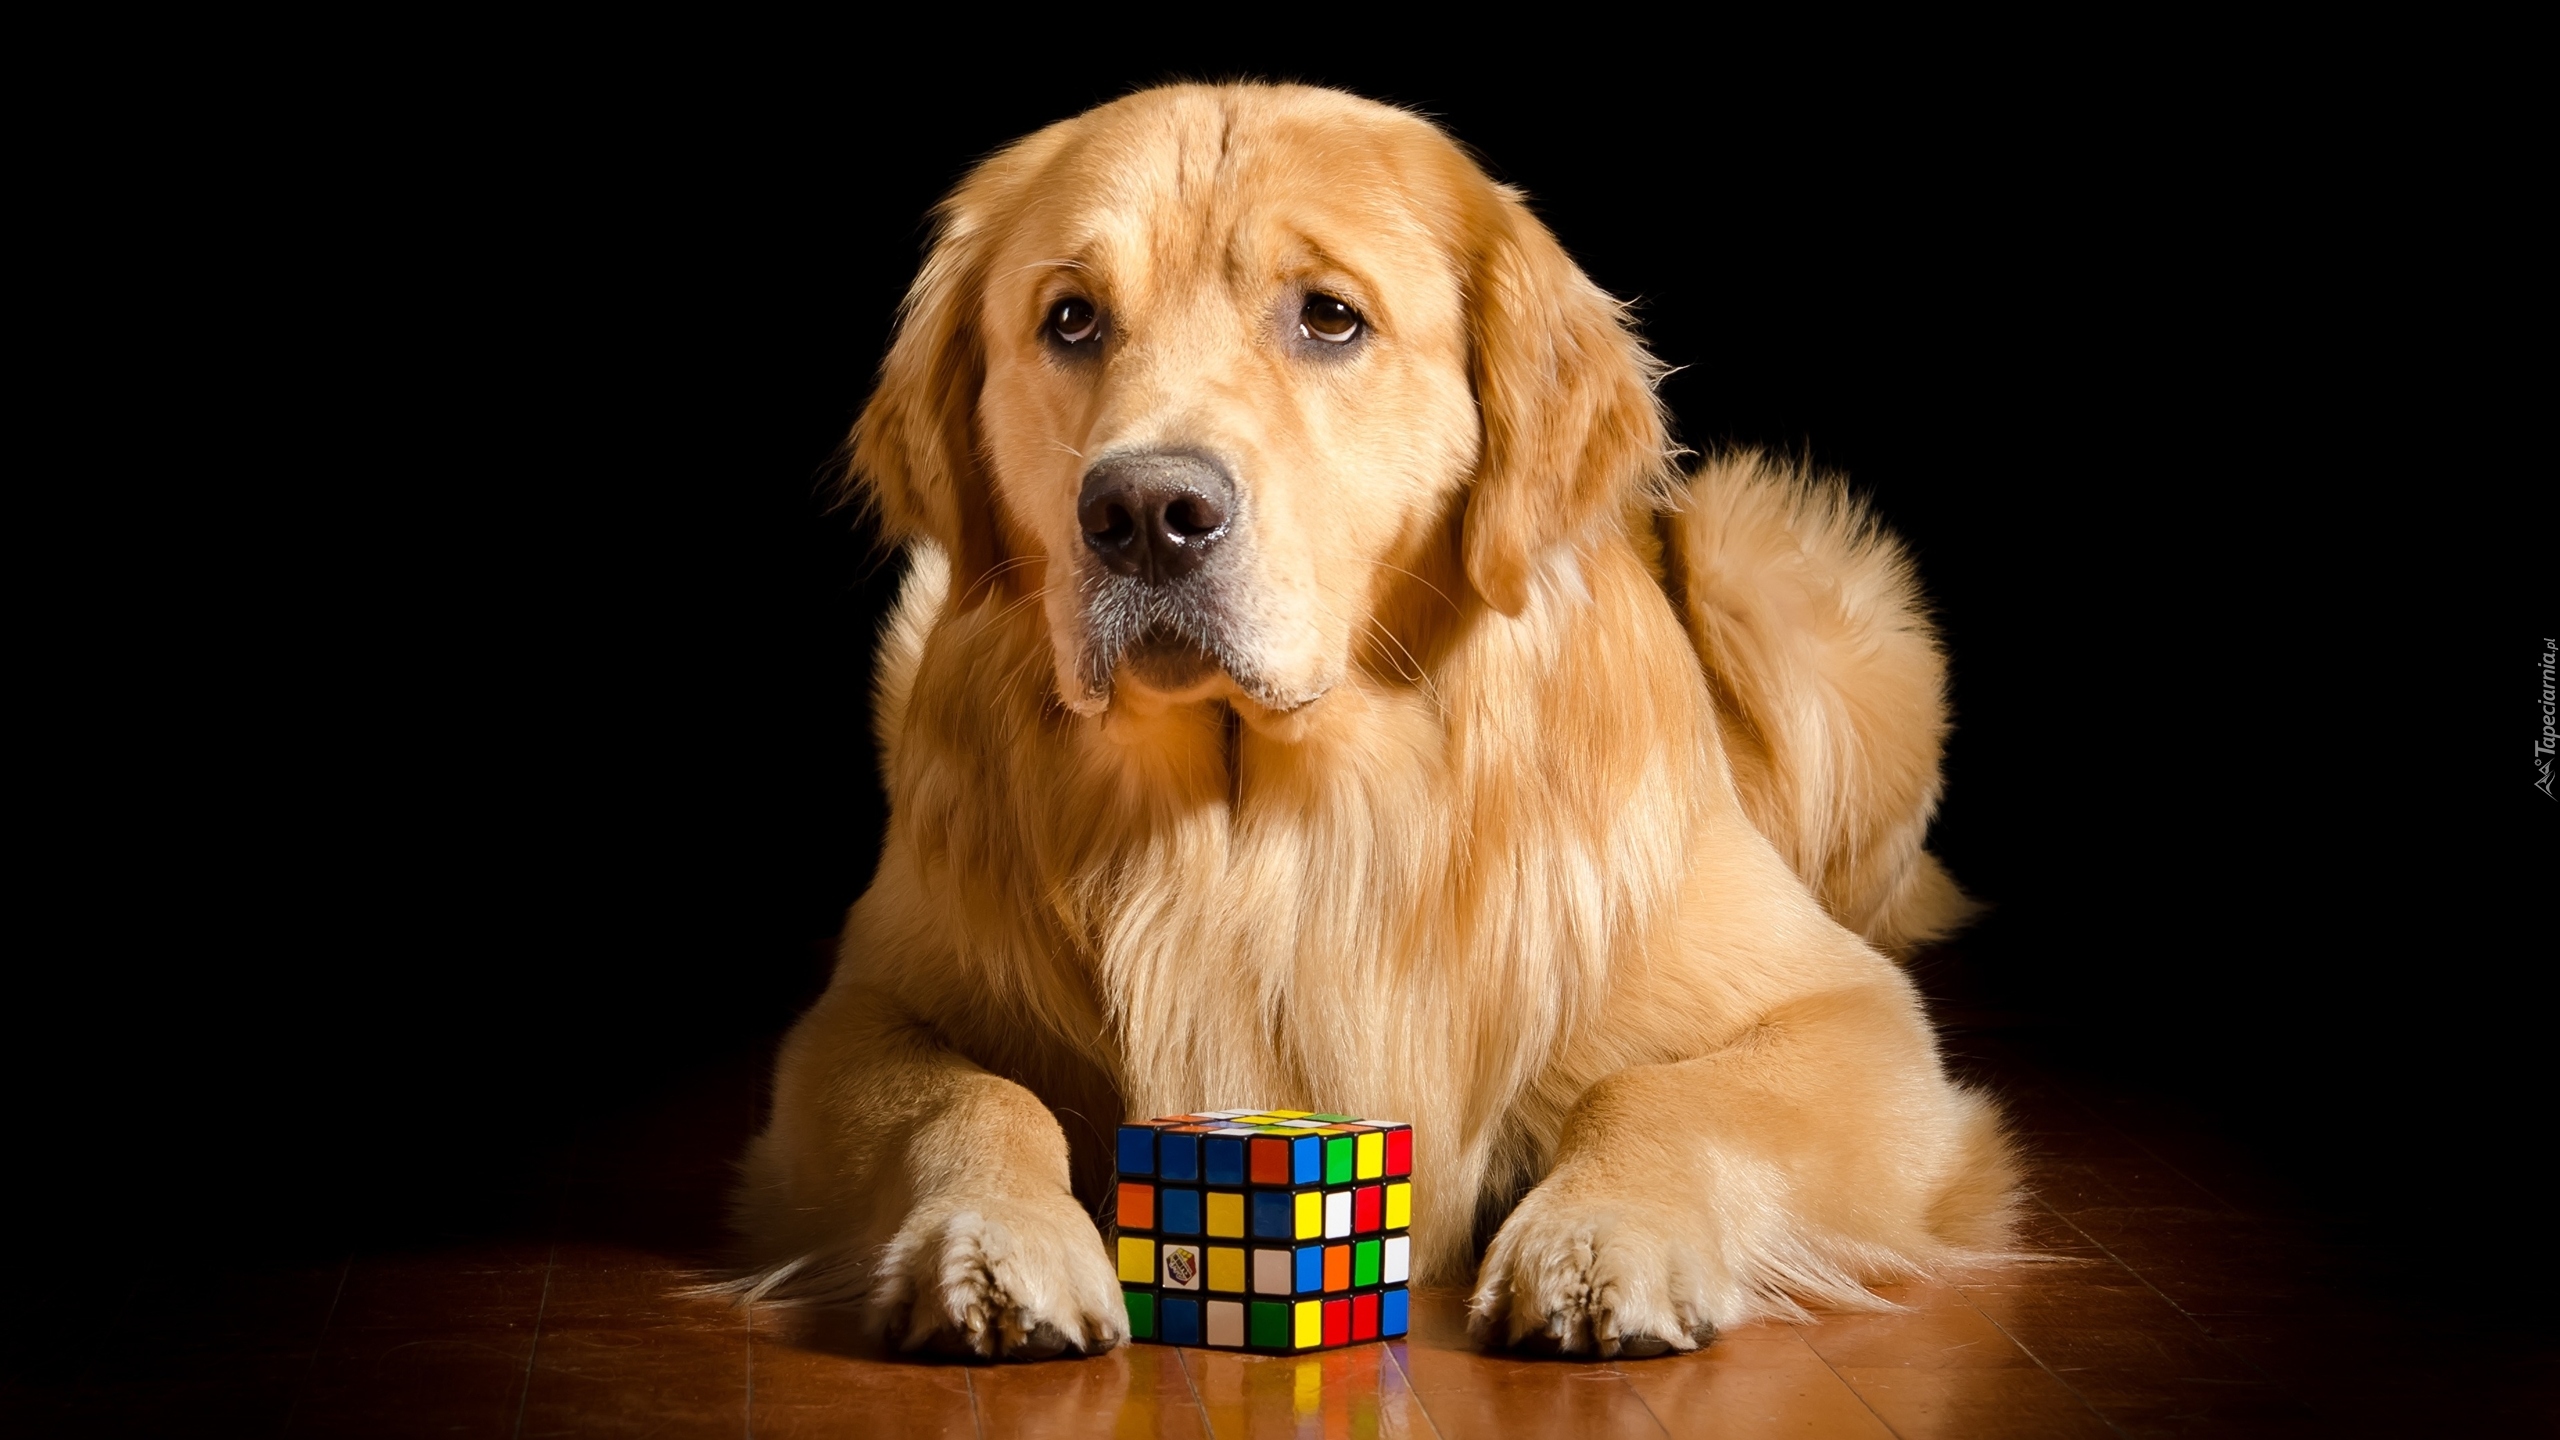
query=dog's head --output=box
[852,84,1670,727]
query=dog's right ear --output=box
[846,166,1018,606]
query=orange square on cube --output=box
[1119,1182,1154,1231]
[1323,1244,1350,1292]
[1249,1136,1291,1185]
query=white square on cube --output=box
[1205,1299,1245,1347]
[1324,1190,1352,1239]
[1253,1247,1293,1294]
[1383,1235,1410,1284]
[1161,1243,1203,1290]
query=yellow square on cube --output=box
[1268,1109,1313,1119]
[1356,1132,1384,1180]
[1385,1181,1412,1230]
[1118,1237,1155,1284]
[1294,1299,1324,1349]
[1206,1191,1246,1238]
[1294,1190,1322,1239]
[1207,1246,1246,1293]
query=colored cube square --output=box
[1251,1300,1291,1348]
[1118,1125,1155,1177]
[1120,1109,1416,1353]
[1251,1190,1294,1239]
[1207,1246,1246,1293]
[1290,1134,1323,1183]
[1249,1136,1292,1184]
[1203,1134,1247,1185]
[1205,1191,1245,1238]
[1205,1299,1245,1347]
[1253,1247,1294,1295]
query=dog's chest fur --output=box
[866,539,1729,1279]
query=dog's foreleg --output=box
[738,983,1128,1360]
[1467,982,2013,1355]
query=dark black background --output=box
[31,37,2547,1303]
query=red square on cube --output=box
[1351,1291,1379,1340]
[1323,1298,1351,1347]
[1385,1128,1412,1177]
[1249,1137,1291,1185]
[1353,1185,1382,1233]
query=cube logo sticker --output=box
[1162,1243,1202,1290]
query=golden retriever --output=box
[727,82,2016,1360]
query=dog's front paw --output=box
[870,1193,1128,1361]
[1468,1182,1722,1358]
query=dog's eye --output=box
[1048,297,1100,346]
[1300,293,1362,344]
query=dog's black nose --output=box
[1078,451,1234,583]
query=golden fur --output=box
[727,83,2015,1360]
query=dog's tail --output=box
[1661,451,1977,957]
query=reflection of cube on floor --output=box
[1114,1110,1413,1352]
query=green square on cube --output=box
[1249,1300,1290,1348]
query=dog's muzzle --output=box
[1071,450,1251,699]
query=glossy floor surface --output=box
[14,1025,2553,1438]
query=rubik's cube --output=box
[1114,1110,1415,1352]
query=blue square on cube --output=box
[1161,1297,1201,1345]
[1159,1188,1202,1235]
[1290,1134,1322,1185]
[1117,1126,1155,1177]
[1251,1191,1292,1239]
[1160,1131,1201,1182]
[1295,1245,1324,1294]
[1380,1288,1409,1337]
[1203,1135,1245,1185]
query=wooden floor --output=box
[14,1027,2553,1438]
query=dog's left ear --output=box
[1462,188,1674,616]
